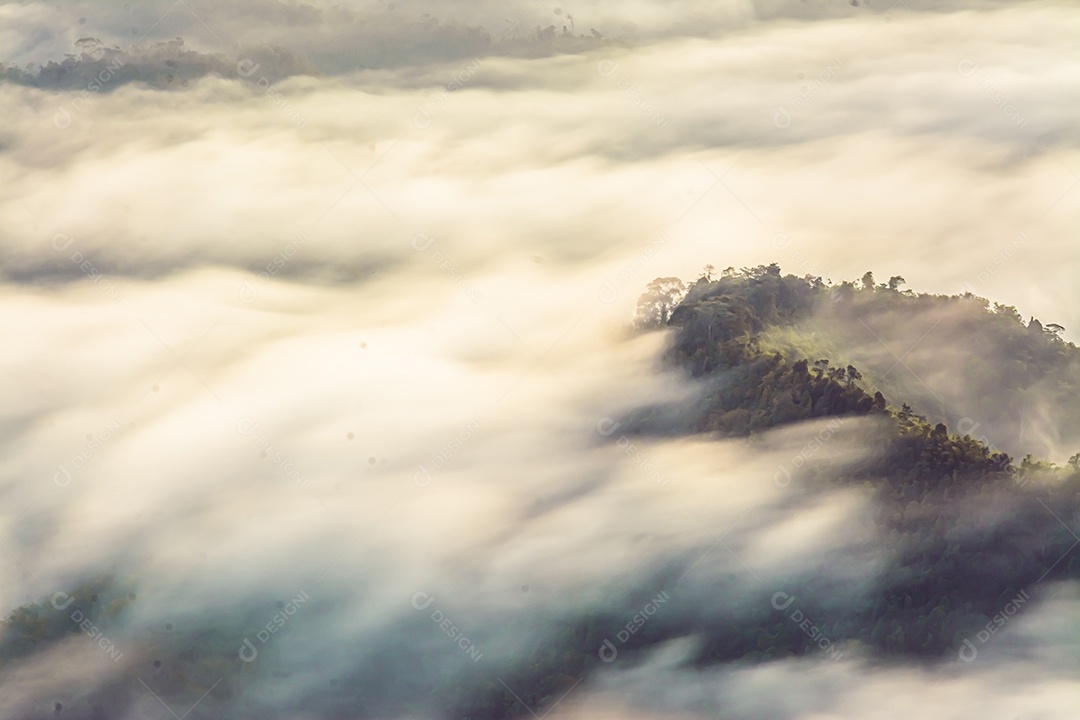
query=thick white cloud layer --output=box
[564,584,1080,719]
[1,0,1077,718]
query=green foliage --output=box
[0,576,133,667]
[622,263,1080,665]
[656,263,1080,459]
[634,277,688,329]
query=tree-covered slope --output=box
[639,264,1080,463]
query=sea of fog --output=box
[1,0,1078,717]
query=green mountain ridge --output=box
[638,263,1080,473]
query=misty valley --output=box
[3,1,1078,718]
[3,266,1078,719]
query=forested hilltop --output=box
[636,263,1080,464]
[617,264,1080,669]
[3,265,1078,720]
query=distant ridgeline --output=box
[2,264,1079,720]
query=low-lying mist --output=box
[2,0,1078,717]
